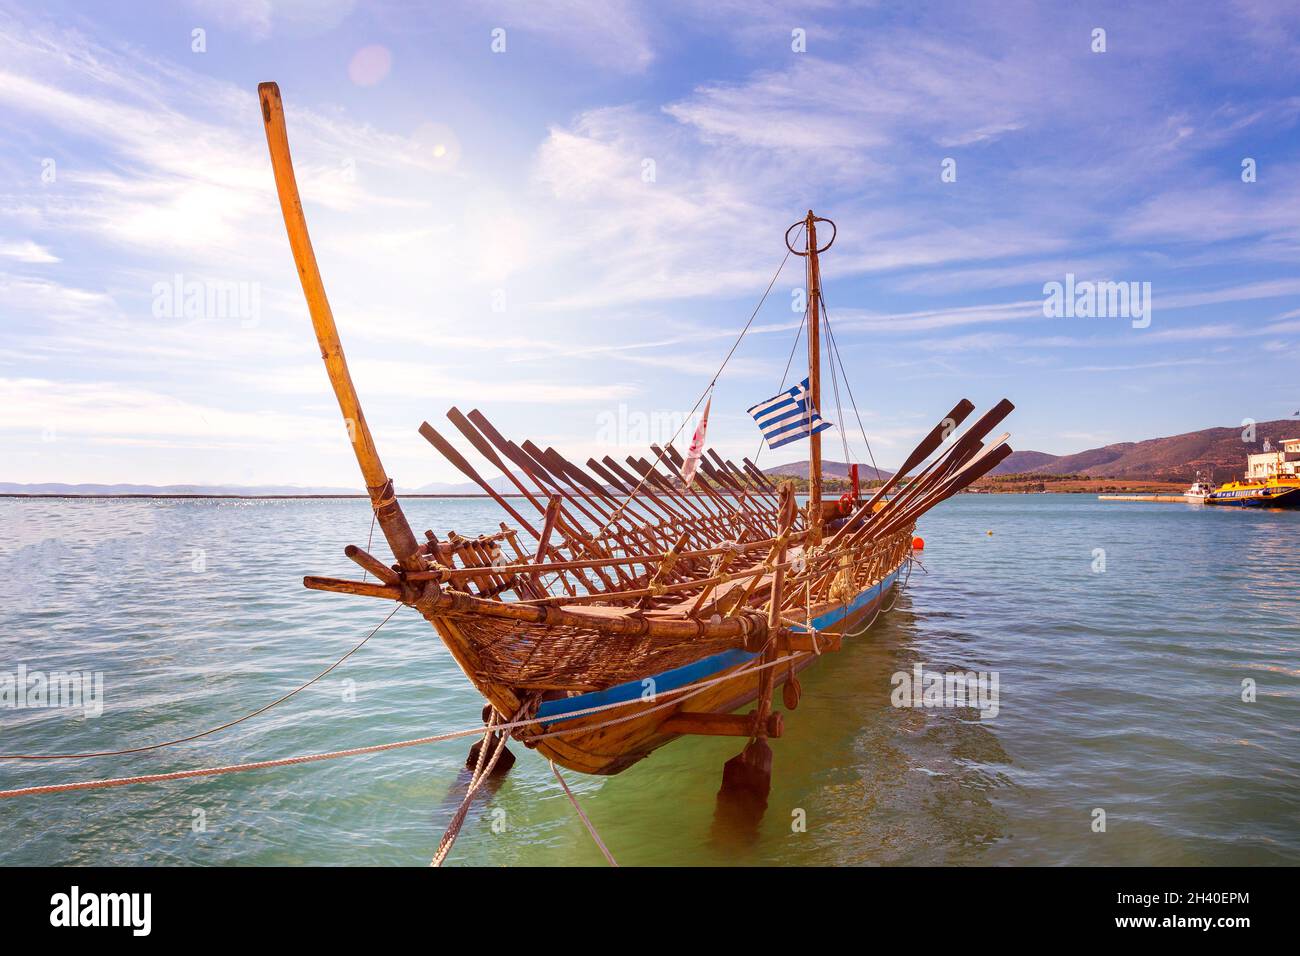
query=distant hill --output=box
[996,450,1059,474]
[762,460,892,481]
[990,417,1300,482]
[411,472,524,495]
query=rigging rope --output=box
[824,311,853,469]
[574,239,795,554]
[360,509,378,583]
[752,230,880,506]
[752,306,807,467]
[819,289,880,480]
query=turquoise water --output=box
[1,494,1296,866]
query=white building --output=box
[1246,438,1300,479]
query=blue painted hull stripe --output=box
[1208,493,1300,507]
[535,567,900,723]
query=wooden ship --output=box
[258,83,1016,799]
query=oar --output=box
[448,408,546,513]
[852,430,1008,546]
[874,441,1014,538]
[896,441,1013,524]
[418,421,541,538]
[873,446,1013,539]
[825,398,975,548]
[586,456,684,538]
[471,413,609,531]
[527,496,563,595]
[838,400,1014,551]
[872,426,1007,532]
[741,457,782,498]
[449,411,609,591]
[542,446,663,541]
[860,398,1013,527]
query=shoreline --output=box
[3,488,1182,500]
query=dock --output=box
[1098,495,1193,502]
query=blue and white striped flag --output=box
[747,378,833,450]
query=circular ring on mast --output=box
[785,215,837,256]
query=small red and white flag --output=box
[680,396,711,487]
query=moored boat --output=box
[1205,439,1300,508]
[1184,472,1215,501]
[1206,477,1300,507]
[257,82,1017,798]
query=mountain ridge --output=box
[761,418,1300,483]
[988,417,1300,481]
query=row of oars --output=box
[806,397,1015,601]
[416,394,1013,607]
[418,407,782,601]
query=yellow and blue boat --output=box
[1206,438,1300,508]
[1206,477,1300,508]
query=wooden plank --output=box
[304,575,401,600]
[661,710,782,738]
[344,544,401,586]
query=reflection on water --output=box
[0,495,1296,865]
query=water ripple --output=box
[0,495,1296,865]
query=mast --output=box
[805,210,823,535]
[258,83,424,572]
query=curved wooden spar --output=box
[258,82,423,571]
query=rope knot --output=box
[367,478,397,510]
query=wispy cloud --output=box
[186,0,357,42]
[1,0,1298,480]
[0,238,58,263]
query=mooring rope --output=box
[840,556,913,639]
[430,707,519,867]
[551,761,618,866]
[360,509,378,582]
[0,653,791,800]
[882,554,914,613]
[0,567,914,804]
[0,604,404,761]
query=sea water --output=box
[1,495,1296,865]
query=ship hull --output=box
[1205,484,1300,508]
[444,557,909,776]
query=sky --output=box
[1,0,1298,488]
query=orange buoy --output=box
[911,536,925,550]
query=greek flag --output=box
[747,378,833,450]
